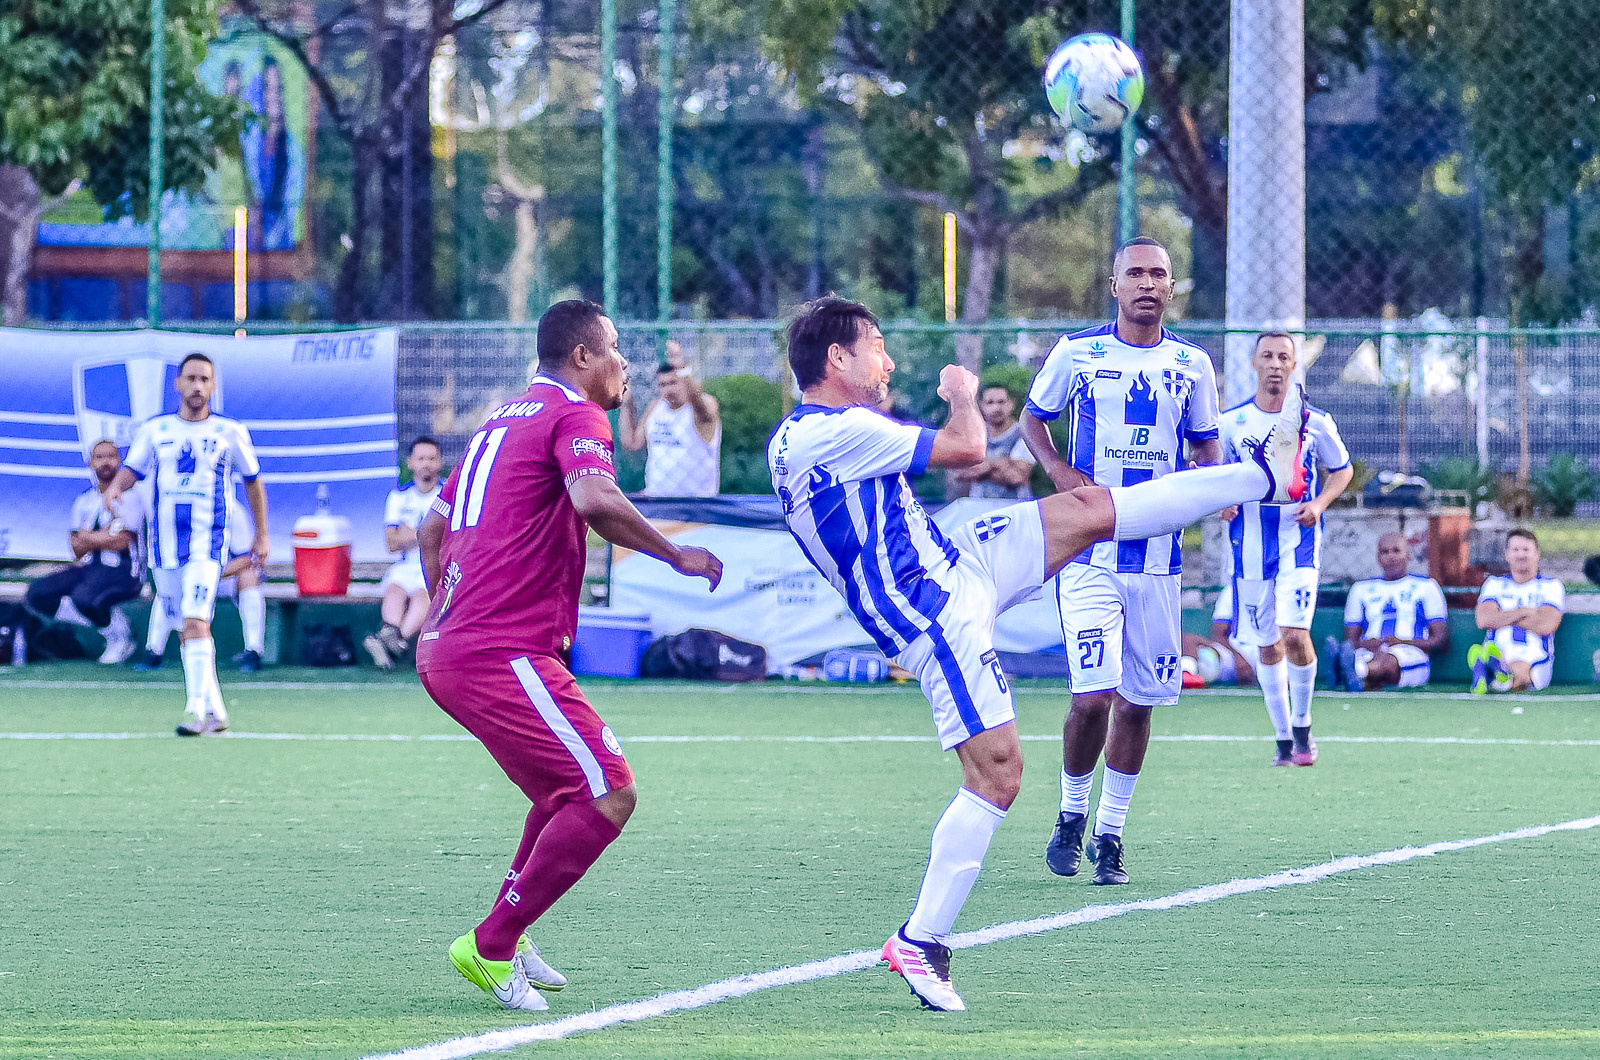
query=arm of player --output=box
[926,365,986,469]
[1020,412,1089,491]
[244,477,269,559]
[70,527,134,558]
[617,391,649,452]
[1295,464,1354,527]
[687,380,721,443]
[1188,437,1222,469]
[568,476,722,589]
[1474,599,1531,631]
[385,524,418,554]
[1520,605,1563,637]
[102,467,138,510]
[419,508,446,594]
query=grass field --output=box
[2,664,1597,1059]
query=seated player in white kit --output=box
[1470,529,1564,694]
[768,296,1311,1012]
[105,353,266,735]
[1330,532,1449,691]
[1179,582,1260,688]
[364,437,443,670]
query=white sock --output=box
[1060,769,1094,815]
[1288,661,1317,728]
[55,598,93,628]
[904,788,1006,944]
[146,604,171,654]
[180,637,215,718]
[1094,767,1140,838]
[1258,658,1292,740]
[1109,463,1269,540]
[239,587,265,654]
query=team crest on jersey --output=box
[1161,369,1194,405]
[600,725,623,756]
[1155,653,1179,683]
[972,515,1011,542]
[1087,340,1107,358]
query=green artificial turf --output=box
[1,666,1596,1059]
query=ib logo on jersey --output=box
[71,352,224,458]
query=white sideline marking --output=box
[362,814,1600,1060]
[6,731,1600,748]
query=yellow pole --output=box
[233,206,248,323]
[943,212,957,324]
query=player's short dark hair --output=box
[1113,235,1168,270]
[179,351,213,373]
[786,296,881,390]
[1254,331,1295,351]
[536,299,608,368]
[1507,528,1539,548]
[408,436,440,455]
[88,438,119,455]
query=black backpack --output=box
[640,629,768,682]
[300,623,357,667]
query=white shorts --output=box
[1356,644,1431,687]
[1055,565,1182,707]
[381,558,429,596]
[152,559,222,624]
[1487,629,1554,691]
[894,503,1045,751]
[1232,567,1320,647]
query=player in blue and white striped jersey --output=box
[1021,237,1221,885]
[1218,332,1352,765]
[1470,529,1564,693]
[771,296,1311,1012]
[1334,532,1450,691]
[105,353,268,736]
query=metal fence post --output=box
[656,0,676,350]
[147,0,166,327]
[601,0,618,314]
[1118,0,1137,247]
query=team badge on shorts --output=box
[1155,654,1179,684]
[973,515,1011,542]
[600,726,623,756]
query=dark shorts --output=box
[419,653,634,811]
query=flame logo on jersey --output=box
[1125,371,1159,427]
[175,441,197,475]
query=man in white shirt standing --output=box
[619,341,722,497]
[1022,237,1222,886]
[364,436,443,670]
[1334,532,1450,692]
[1470,529,1563,693]
[951,384,1036,499]
[25,439,145,664]
[1218,332,1352,765]
[105,353,268,736]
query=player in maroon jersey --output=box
[415,299,722,1011]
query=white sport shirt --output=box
[1344,574,1447,642]
[644,400,721,497]
[1478,573,1564,656]
[768,404,952,655]
[383,481,441,565]
[1026,323,1219,575]
[1220,401,1350,580]
[125,413,260,570]
[70,485,147,577]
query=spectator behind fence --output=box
[1330,531,1449,691]
[364,437,444,671]
[950,384,1035,500]
[619,340,721,496]
[24,439,144,664]
[1469,529,1563,694]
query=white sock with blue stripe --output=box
[1288,661,1316,727]
[1109,463,1269,540]
[904,787,1006,945]
[1258,658,1292,740]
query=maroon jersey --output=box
[416,376,616,668]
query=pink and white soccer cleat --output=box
[881,927,965,1012]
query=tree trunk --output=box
[335,142,373,322]
[956,230,1000,374]
[0,166,42,326]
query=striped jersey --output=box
[768,404,952,655]
[1220,401,1349,580]
[1026,323,1219,575]
[1479,573,1564,655]
[124,413,260,570]
[1344,574,1447,642]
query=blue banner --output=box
[0,328,398,562]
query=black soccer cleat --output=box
[1089,832,1130,885]
[133,649,164,672]
[235,649,263,673]
[1045,811,1088,877]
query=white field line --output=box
[2,677,1599,703]
[5,730,1600,748]
[361,813,1600,1060]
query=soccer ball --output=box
[1043,33,1145,135]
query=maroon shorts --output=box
[419,652,634,810]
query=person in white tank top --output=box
[619,341,722,496]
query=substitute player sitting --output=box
[1469,529,1563,694]
[1218,332,1352,766]
[416,300,722,1012]
[364,436,443,670]
[1331,532,1449,691]
[105,353,267,736]
[769,296,1310,1013]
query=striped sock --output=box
[1060,769,1094,815]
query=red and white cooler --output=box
[292,514,353,595]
